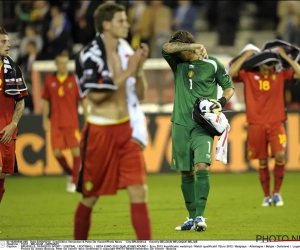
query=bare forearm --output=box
[229,52,253,77]
[114,70,132,88]
[12,99,25,125]
[135,70,147,101]
[222,88,235,102]
[282,56,300,77]
[43,100,49,122]
[163,42,198,54]
[80,98,89,120]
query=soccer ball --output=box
[199,99,214,114]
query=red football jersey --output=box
[42,73,82,128]
[234,69,294,124]
[0,64,28,139]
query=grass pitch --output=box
[1,172,300,240]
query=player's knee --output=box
[274,152,285,163]
[194,162,209,172]
[53,149,63,158]
[81,196,98,208]
[181,170,194,177]
[0,172,7,179]
[127,184,148,203]
[259,159,268,168]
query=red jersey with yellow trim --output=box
[42,73,82,128]
[0,64,28,139]
[234,69,294,124]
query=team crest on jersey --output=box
[248,150,253,157]
[188,71,194,78]
[272,74,276,80]
[85,181,93,191]
[68,82,73,88]
[51,82,56,87]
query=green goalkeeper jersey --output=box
[162,49,234,127]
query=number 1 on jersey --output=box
[189,79,192,89]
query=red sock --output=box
[74,202,92,240]
[57,156,73,175]
[273,161,285,194]
[0,179,5,203]
[259,164,270,197]
[72,156,81,184]
[130,203,152,240]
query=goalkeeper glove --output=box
[209,97,227,115]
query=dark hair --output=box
[56,50,69,59]
[169,30,196,44]
[0,27,8,35]
[264,61,278,67]
[94,2,125,33]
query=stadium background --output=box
[1,0,300,241]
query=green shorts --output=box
[171,123,214,171]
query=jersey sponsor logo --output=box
[206,154,211,159]
[254,75,260,80]
[68,82,73,88]
[188,71,194,78]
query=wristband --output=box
[218,97,227,108]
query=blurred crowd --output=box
[0,0,299,112]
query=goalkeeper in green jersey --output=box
[162,30,235,232]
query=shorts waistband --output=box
[87,115,130,125]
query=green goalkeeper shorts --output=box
[171,122,214,171]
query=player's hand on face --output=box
[195,44,208,59]
[0,122,17,144]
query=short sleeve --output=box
[281,69,294,81]
[75,45,117,97]
[231,69,247,83]
[161,49,181,72]
[215,58,235,90]
[42,76,50,100]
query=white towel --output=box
[118,38,148,147]
[216,124,230,164]
[204,112,228,134]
